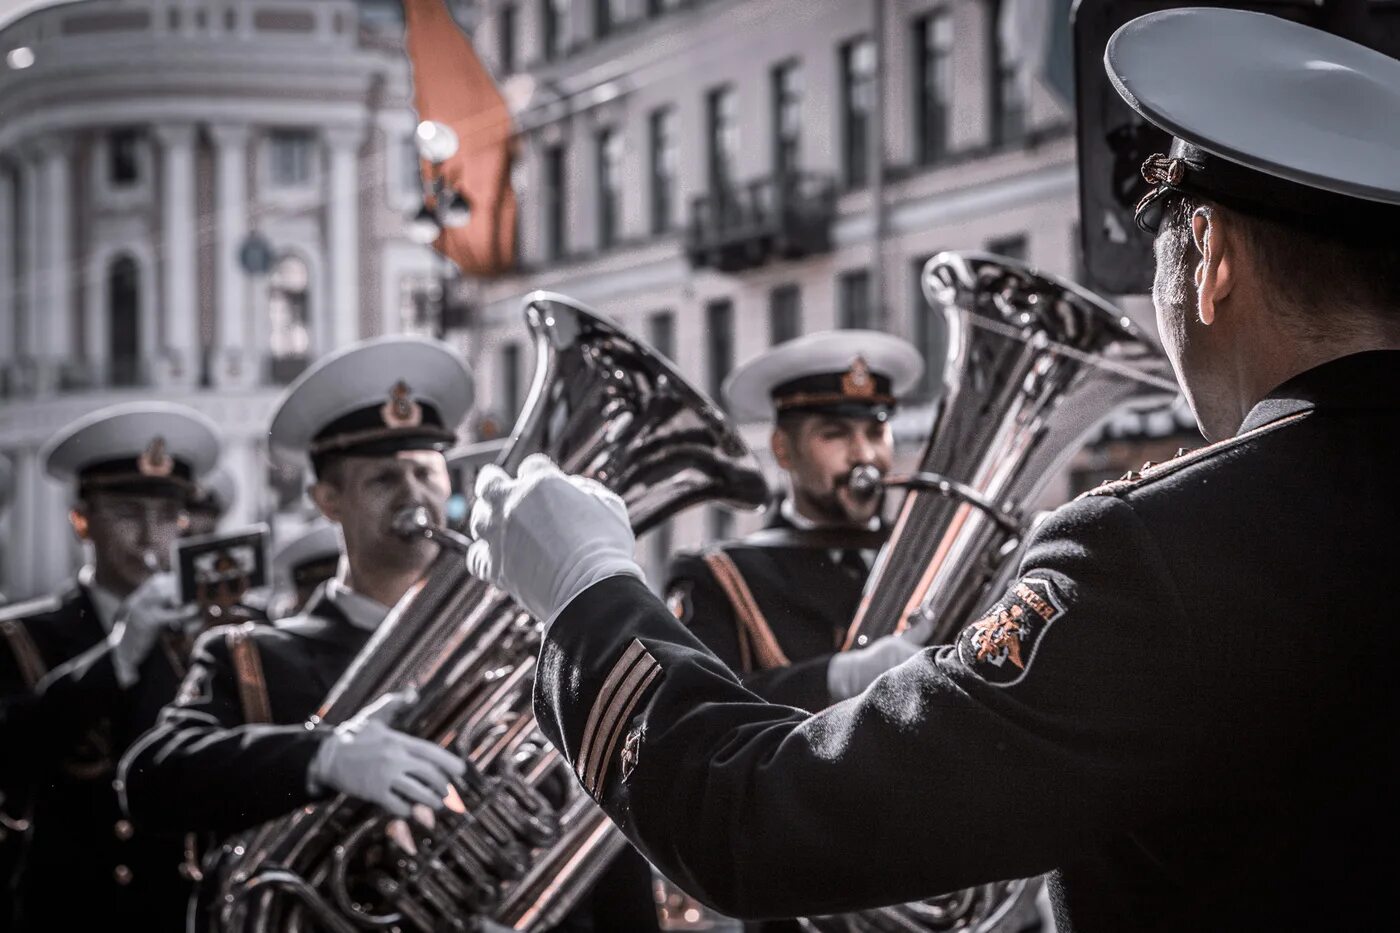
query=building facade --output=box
[0,0,452,600]
[460,0,1172,581]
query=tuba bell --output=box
[199,292,768,932]
[797,251,1175,932]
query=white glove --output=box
[109,572,199,688]
[826,615,934,702]
[308,690,467,818]
[466,453,643,623]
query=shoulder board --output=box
[0,594,63,624]
[1079,410,1311,500]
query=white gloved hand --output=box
[109,572,199,688]
[466,453,643,623]
[826,615,935,702]
[308,690,468,818]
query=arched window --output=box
[268,254,312,384]
[108,255,141,386]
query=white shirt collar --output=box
[78,564,123,636]
[323,578,391,632]
[780,496,881,532]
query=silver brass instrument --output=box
[802,252,1174,933]
[201,291,768,933]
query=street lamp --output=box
[408,120,474,338]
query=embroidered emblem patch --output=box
[138,436,174,477]
[380,380,423,429]
[665,584,690,622]
[619,723,645,783]
[956,576,1065,686]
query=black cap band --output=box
[1135,138,1400,236]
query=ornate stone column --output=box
[0,164,15,376]
[323,126,363,352]
[16,153,41,395]
[209,123,251,387]
[154,124,199,388]
[37,135,75,394]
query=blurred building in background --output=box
[463,0,1189,580]
[0,0,469,599]
[0,0,1191,600]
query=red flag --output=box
[403,0,517,276]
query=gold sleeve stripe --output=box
[583,650,662,797]
[588,662,662,798]
[575,639,647,784]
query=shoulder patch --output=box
[1078,410,1310,500]
[665,582,691,622]
[956,576,1065,687]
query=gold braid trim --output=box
[702,551,790,673]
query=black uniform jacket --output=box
[664,510,884,711]
[1,583,195,930]
[120,588,367,837]
[531,350,1400,933]
[123,586,662,933]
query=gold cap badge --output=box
[137,437,174,478]
[840,356,875,399]
[380,381,423,429]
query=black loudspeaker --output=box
[1073,0,1400,295]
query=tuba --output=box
[799,252,1175,932]
[201,292,768,932]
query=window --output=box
[771,61,802,179]
[986,233,1028,262]
[705,298,734,404]
[268,254,312,383]
[544,143,568,261]
[542,0,570,60]
[498,3,516,74]
[915,11,953,164]
[268,130,315,188]
[840,36,875,189]
[649,107,677,234]
[648,310,676,361]
[911,254,943,399]
[769,284,801,345]
[596,128,623,249]
[108,256,142,387]
[707,86,738,195]
[397,273,441,337]
[993,1,1027,145]
[502,343,523,422]
[108,129,142,187]
[838,269,872,330]
[595,0,625,38]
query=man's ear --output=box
[1193,206,1234,326]
[771,427,793,471]
[68,508,90,541]
[309,481,342,523]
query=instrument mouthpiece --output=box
[846,464,884,502]
[391,506,433,540]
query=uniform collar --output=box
[778,496,881,533]
[1238,349,1400,434]
[77,564,122,635]
[323,578,391,632]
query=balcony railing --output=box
[685,172,837,272]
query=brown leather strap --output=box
[224,623,272,725]
[702,551,790,672]
[1,619,48,690]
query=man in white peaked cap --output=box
[464,9,1400,931]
